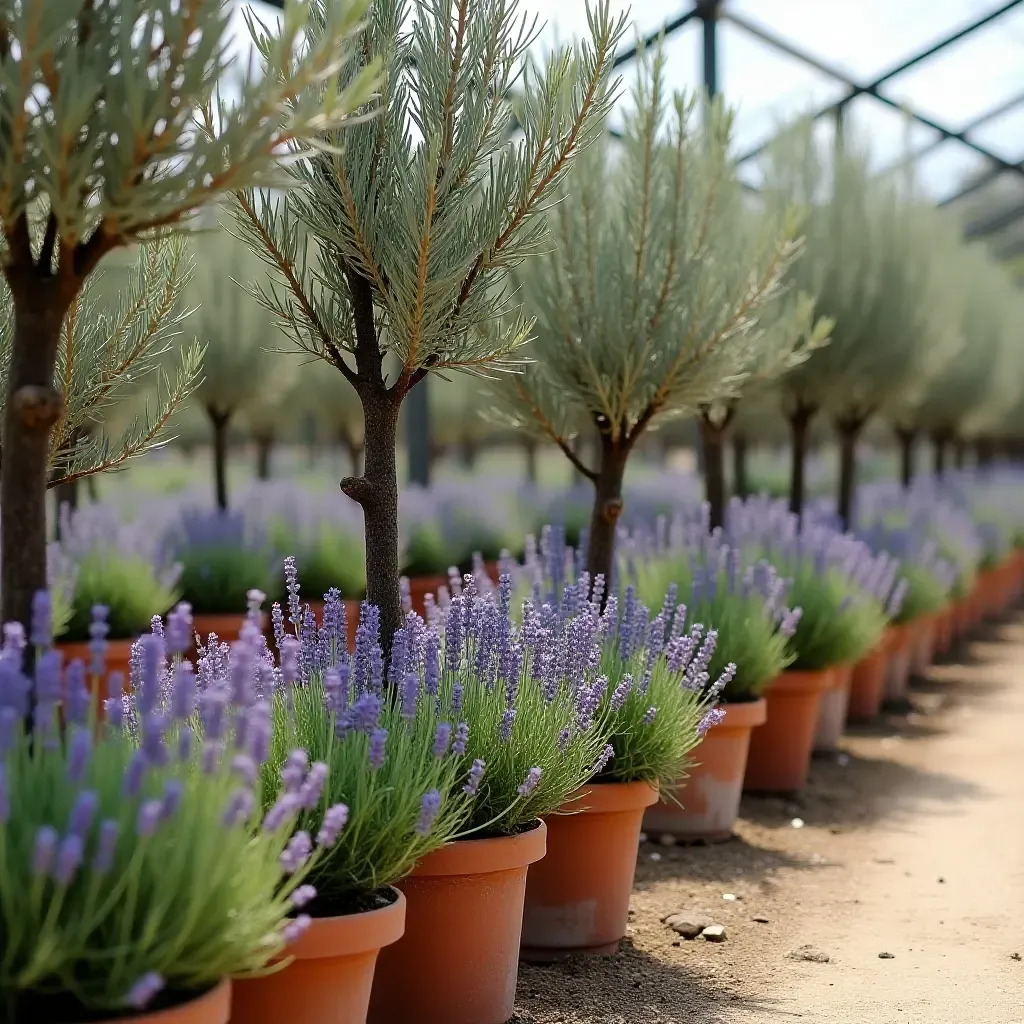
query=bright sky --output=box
[242,0,1024,202]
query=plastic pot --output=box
[643,699,766,842]
[521,781,657,961]
[813,663,853,753]
[231,888,406,1024]
[846,645,888,722]
[743,669,832,794]
[97,980,231,1024]
[368,823,546,1024]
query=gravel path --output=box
[514,616,1024,1024]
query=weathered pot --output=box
[521,781,657,961]
[368,823,546,1024]
[744,669,833,794]
[232,888,406,1024]
[56,637,133,720]
[883,623,914,703]
[98,980,231,1024]
[846,646,888,722]
[813,663,853,753]
[909,614,938,677]
[643,698,767,842]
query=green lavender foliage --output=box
[0,715,309,1015]
[176,546,278,617]
[233,0,627,389]
[490,47,810,457]
[265,679,474,908]
[0,236,201,485]
[633,557,791,701]
[64,553,181,641]
[893,562,951,624]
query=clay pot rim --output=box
[411,819,547,878]
[285,886,406,961]
[828,662,855,689]
[768,668,833,694]
[57,637,136,652]
[560,779,659,815]
[192,611,268,627]
[856,645,889,668]
[96,978,230,1024]
[707,696,767,729]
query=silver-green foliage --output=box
[0,236,200,485]
[490,51,809,455]
[232,0,627,401]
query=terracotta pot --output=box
[520,781,657,961]
[403,574,449,616]
[57,638,134,720]
[743,669,832,794]
[883,623,914,703]
[643,698,766,842]
[98,980,231,1024]
[909,614,938,676]
[932,606,953,658]
[846,646,888,722]
[193,613,268,647]
[232,888,406,1024]
[368,823,547,1024]
[813,663,853,753]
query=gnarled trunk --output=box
[699,413,730,530]
[585,434,628,597]
[255,433,274,480]
[343,391,402,651]
[209,408,231,510]
[732,433,749,500]
[523,436,538,486]
[932,434,947,478]
[340,428,364,478]
[2,301,66,667]
[835,416,865,530]
[787,404,816,518]
[895,427,916,489]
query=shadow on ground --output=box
[514,940,793,1024]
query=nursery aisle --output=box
[515,617,1024,1024]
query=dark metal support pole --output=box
[700,0,720,96]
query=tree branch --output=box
[38,212,58,275]
[512,377,597,481]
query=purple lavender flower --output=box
[32,826,58,877]
[298,762,328,810]
[88,606,109,676]
[67,789,99,838]
[30,590,52,649]
[452,722,469,756]
[165,602,193,656]
[499,707,516,741]
[136,799,163,838]
[610,674,634,710]
[122,750,147,797]
[126,972,165,1010]
[262,792,299,833]
[64,660,90,725]
[271,602,286,650]
[280,636,300,686]
[282,915,312,945]
[517,766,542,798]
[280,830,313,873]
[350,692,382,733]
[0,765,7,825]
[642,706,657,725]
[66,728,91,783]
[558,727,571,751]
[284,556,302,626]
[316,802,350,846]
[400,670,419,720]
[416,790,442,835]
[779,607,803,638]
[697,707,726,736]
[368,727,387,770]
[281,750,309,793]
[93,819,119,873]
[223,787,255,827]
[177,727,193,763]
[54,834,84,886]
[431,721,452,758]
[591,744,615,776]
[291,884,317,908]
[463,759,486,796]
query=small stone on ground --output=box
[878,952,895,959]
[788,945,831,963]
[702,925,727,942]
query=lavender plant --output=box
[727,498,894,671]
[0,595,348,1018]
[257,565,478,912]
[162,508,278,616]
[626,509,800,703]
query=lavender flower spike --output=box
[463,759,486,796]
[517,766,542,798]
[697,707,726,737]
[126,973,165,1010]
[416,790,442,835]
[317,803,349,847]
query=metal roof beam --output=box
[733,0,1024,165]
[964,198,1024,239]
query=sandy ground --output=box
[514,616,1024,1024]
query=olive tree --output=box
[491,50,809,582]
[0,0,378,638]
[232,0,627,647]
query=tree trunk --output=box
[585,435,629,596]
[54,477,80,514]
[976,437,995,468]
[895,428,916,489]
[2,303,66,664]
[460,436,478,472]
[700,415,729,530]
[787,405,815,517]
[835,418,863,530]
[85,474,98,502]
[932,434,947,478]
[953,438,966,471]
[255,434,273,481]
[523,437,538,486]
[209,409,231,511]
[343,392,403,653]
[732,433,749,500]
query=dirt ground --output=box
[514,616,1024,1024]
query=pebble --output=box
[788,945,831,963]
[659,833,677,847]
[638,832,648,844]
[878,952,895,959]
[937,877,945,884]
[752,915,771,924]
[648,852,662,862]
[722,892,740,901]
[836,753,850,766]
[874,857,895,865]
[1011,953,1021,961]
[664,914,709,939]
[791,817,805,829]
[702,924,727,942]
